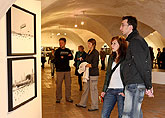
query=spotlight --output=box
[81,21,84,25]
[57,33,60,36]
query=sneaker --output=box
[66,99,73,103]
[75,104,86,108]
[88,108,98,111]
[56,100,60,103]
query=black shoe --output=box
[56,100,60,103]
[66,99,73,103]
[79,88,82,91]
[88,108,98,111]
[75,104,86,108]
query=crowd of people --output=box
[42,16,158,118]
[156,48,165,69]
[148,47,165,69]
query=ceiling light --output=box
[64,33,67,35]
[57,33,60,36]
[81,21,84,25]
[74,24,78,28]
[52,33,54,36]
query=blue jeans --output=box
[122,84,145,118]
[101,88,124,118]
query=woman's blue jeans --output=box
[101,88,124,118]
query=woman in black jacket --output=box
[101,36,127,118]
[76,38,99,111]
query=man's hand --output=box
[68,54,72,56]
[61,56,64,59]
[146,87,154,97]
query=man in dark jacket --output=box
[55,38,73,103]
[100,48,106,70]
[156,48,161,69]
[160,47,165,69]
[120,16,154,118]
[48,49,55,77]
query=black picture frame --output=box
[7,4,36,56]
[8,57,37,112]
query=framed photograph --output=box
[7,4,36,56]
[8,57,37,112]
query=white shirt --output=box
[108,62,124,89]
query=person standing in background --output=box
[149,47,155,68]
[55,38,73,103]
[76,38,99,111]
[100,48,106,70]
[74,45,86,91]
[156,48,161,69]
[41,52,46,69]
[48,49,55,77]
[160,47,165,69]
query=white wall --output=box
[152,72,165,84]
[0,0,42,118]
[0,0,16,19]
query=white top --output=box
[108,62,124,89]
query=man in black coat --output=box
[160,47,165,69]
[120,16,154,118]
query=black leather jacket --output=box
[122,29,152,89]
[102,55,125,92]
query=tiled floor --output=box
[42,67,165,118]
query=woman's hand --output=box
[118,92,125,97]
[101,92,105,98]
[86,64,92,68]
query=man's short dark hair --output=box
[163,47,165,52]
[122,16,137,30]
[59,38,66,42]
[157,48,160,51]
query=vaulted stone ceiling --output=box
[1,0,165,50]
[41,0,165,50]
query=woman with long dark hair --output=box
[101,36,127,118]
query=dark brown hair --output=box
[111,36,127,63]
[78,45,84,51]
[88,38,96,48]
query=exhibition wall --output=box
[0,0,42,118]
